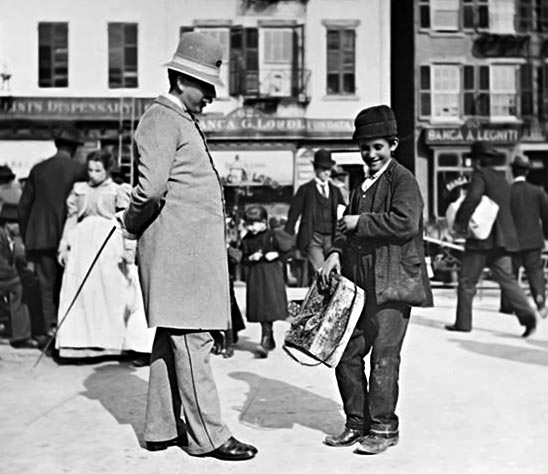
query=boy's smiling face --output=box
[358,137,398,175]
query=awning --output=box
[210,149,294,186]
[0,140,56,178]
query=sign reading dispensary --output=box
[425,125,522,145]
[1,97,354,139]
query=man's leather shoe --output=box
[203,437,257,461]
[354,434,399,455]
[9,338,39,349]
[145,437,184,451]
[522,320,537,338]
[445,324,471,333]
[324,428,364,447]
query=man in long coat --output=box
[18,128,86,335]
[121,32,256,461]
[447,141,538,337]
[285,149,346,280]
[500,155,548,318]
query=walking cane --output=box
[32,225,118,370]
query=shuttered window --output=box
[38,22,68,87]
[108,23,138,88]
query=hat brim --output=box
[164,61,225,89]
[311,160,336,169]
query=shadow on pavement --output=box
[229,371,344,435]
[449,339,548,367]
[82,363,147,445]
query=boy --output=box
[320,105,433,454]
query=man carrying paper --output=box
[446,141,538,337]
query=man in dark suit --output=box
[447,141,538,337]
[18,127,86,335]
[285,149,346,279]
[500,155,548,318]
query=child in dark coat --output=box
[241,205,290,358]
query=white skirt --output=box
[56,216,154,356]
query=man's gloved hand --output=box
[115,210,137,240]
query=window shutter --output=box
[243,28,259,95]
[419,65,431,117]
[292,25,304,97]
[419,1,430,29]
[541,64,548,121]
[520,63,533,117]
[477,65,490,116]
[229,26,243,95]
[515,0,534,33]
[463,65,475,115]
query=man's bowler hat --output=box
[164,32,224,89]
[312,149,335,169]
[464,141,504,159]
[511,155,531,169]
[53,127,84,146]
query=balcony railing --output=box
[230,67,311,103]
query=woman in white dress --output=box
[56,149,153,359]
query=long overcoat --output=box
[124,95,230,330]
[18,151,86,251]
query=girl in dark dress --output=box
[241,205,289,358]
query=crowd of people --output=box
[1,30,547,463]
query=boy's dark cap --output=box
[464,141,504,160]
[511,155,531,169]
[353,105,397,142]
[312,148,335,169]
[0,202,19,223]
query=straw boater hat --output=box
[164,32,224,89]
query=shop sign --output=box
[1,98,354,138]
[424,125,521,145]
[200,107,353,138]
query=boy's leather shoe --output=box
[323,428,364,447]
[354,434,399,455]
[145,437,184,451]
[202,437,257,461]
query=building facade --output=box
[0,0,391,221]
[393,0,548,222]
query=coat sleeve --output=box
[354,171,422,240]
[58,185,79,253]
[539,187,548,239]
[17,168,35,242]
[284,185,306,235]
[124,109,181,235]
[454,171,484,234]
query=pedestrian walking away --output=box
[500,155,548,319]
[447,141,539,337]
[119,32,257,461]
[18,127,87,337]
[320,104,433,455]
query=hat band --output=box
[167,55,220,76]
